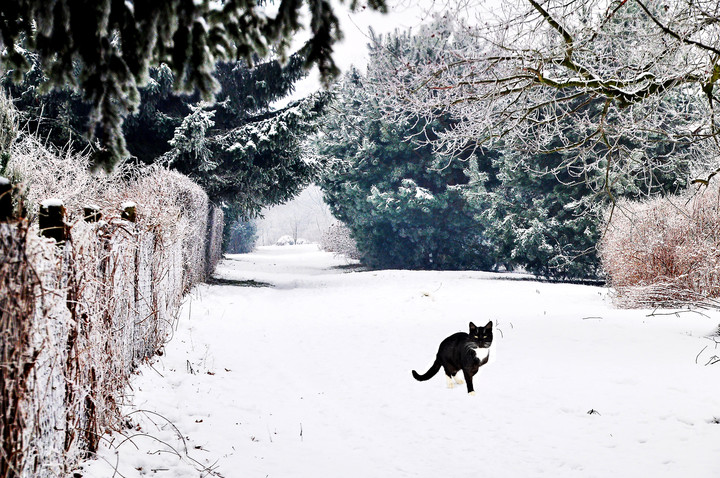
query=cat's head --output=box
[469,321,493,348]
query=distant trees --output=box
[0,0,387,170]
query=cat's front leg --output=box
[462,369,475,395]
[452,373,465,385]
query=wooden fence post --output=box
[83,204,102,223]
[121,201,137,223]
[39,198,67,244]
[0,176,11,222]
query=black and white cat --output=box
[412,321,493,395]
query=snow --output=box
[40,198,64,207]
[80,245,720,477]
[414,186,434,200]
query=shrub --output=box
[317,71,495,270]
[600,186,720,307]
[320,222,360,260]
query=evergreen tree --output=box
[1,52,90,150]
[162,91,329,217]
[123,50,311,165]
[484,149,604,279]
[0,0,387,170]
[318,70,497,270]
[127,49,329,218]
[359,19,691,280]
[482,93,690,279]
[226,219,258,254]
[3,49,329,221]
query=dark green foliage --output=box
[318,71,496,270]
[226,220,258,254]
[0,0,387,170]
[136,50,330,218]
[3,49,330,222]
[482,93,691,279]
[161,91,331,217]
[356,179,494,270]
[123,51,311,166]
[0,152,9,174]
[484,153,604,279]
[2,57,91,151]
[352,23,692,279]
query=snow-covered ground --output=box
[81,244,720,477]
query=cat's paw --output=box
[445,376,455,389]
[468,391,476,396]
[453,377,465,385]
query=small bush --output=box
[320,222,360,260]
[275,234,295,246]
[600,186,720,307]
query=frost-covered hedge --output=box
[0,134,223,477]
[600,187,720,308]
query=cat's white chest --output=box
[472,346,490,362]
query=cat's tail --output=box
[412,359,441,381]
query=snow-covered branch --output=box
[369,1,720,194]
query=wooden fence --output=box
[0,177,223,477]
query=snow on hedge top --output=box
[0,176,9,185]
[41,198,64,207]
[121,201,137,209]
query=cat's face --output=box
[469,321,493,348]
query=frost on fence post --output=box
[22,228,71,477]
[38,199,66,245]
[133,231,155,361]
[82,204,101,223]
[121,201,137,223]
[0,176,11,222]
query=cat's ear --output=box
[485,321,493,329]
[469,322,478,333]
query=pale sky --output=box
[276,0,447,106]
[332,0,439,71]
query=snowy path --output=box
[83,245,720,477]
